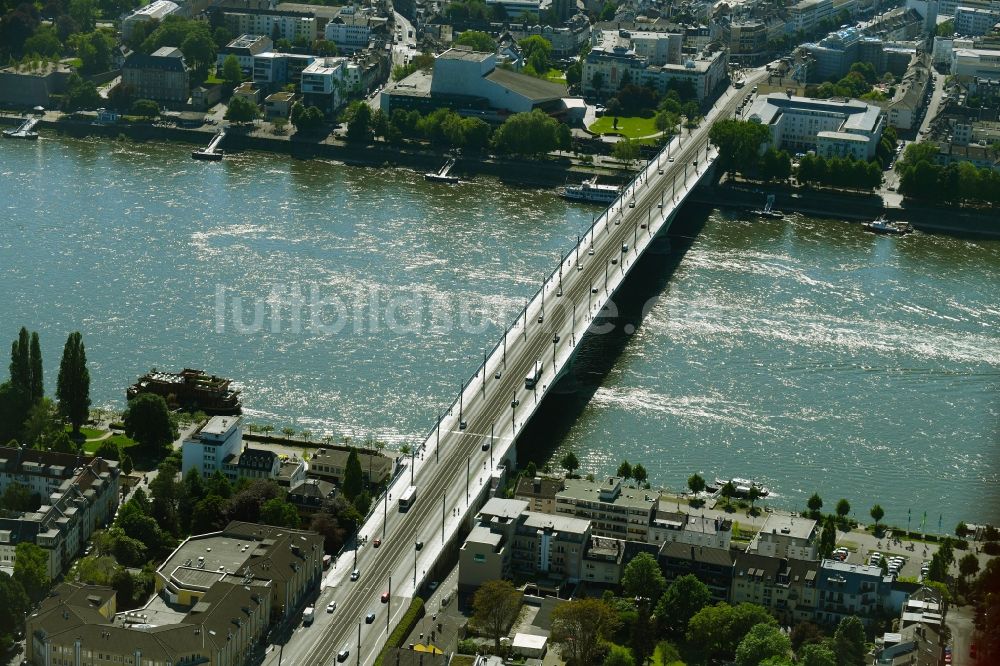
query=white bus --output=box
[524,361,542,389]
[399,485,417,512]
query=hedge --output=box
[374,596,425,666]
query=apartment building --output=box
[657,542,735,602]
[122,47,189,106]
[306,446,393,491]
[787,0,837,34]
[956,5,1000,35]
[553,477,656,542]
[0,447,120,579]
[731,552,820,624]
[156,521,322,619]
[459,498,624,596]
[216,34,274,76]
[513,476,565,513]
[221,9,318,44]
[121,0,179,42]
[647,508,733,549]
[26,577,272,666]
[815,558,891,626]
[729,20,769,65]
[301,57,347,113]
[751,513,820,560]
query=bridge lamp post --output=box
[413,542,418,587]
[482,349,486,397]
[572,304,576,346]
[436,412,440,462]
[552,334,556,366]
[386,576,391,634]
[466,456,470,506]
[441,493,445,543]
[523,300,527,341]
[410,446,415,486]
[503,330,507,369]
[356,622,361,666]
[459,381,466,430]
[490,423,494,468]
[511,392,516,435]
[605,262,609,293]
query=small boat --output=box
[192,149,224,160]
[863,216,911,235]
[2,129,39,139]
[561,177,620,204]
[750,194,783,218]
[714,477,770,498]
[425,157,460,184]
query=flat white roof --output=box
[512,633,547,649]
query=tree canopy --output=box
[551,597,619,665]
[454,30,496,52]
[472,580,522,652]
[736,623,791,666]
[621,551,666,603]
[56,331,90,433]
[708,119,772,176]
[124,393,175,451]
[655,573,712,638]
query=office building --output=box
[729,21,769,65]
[951,46,1000,77]
[216,34,273,76]
[747,92,886,159]
[221,9,318,44]
[181,416,283,483]
[751,513,820,560]
[956,6,1000,35]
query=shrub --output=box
[374,597,424,666]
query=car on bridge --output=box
[366,612,376,623]
[495,369,502,379]
[373,538,381,548]
[622,244,628,252]
[381,592,390,603]
[327,602,337,613]
[351,569,360,581]
[337,648,350,662]
[415,540,424,550]
[481,440,490,451]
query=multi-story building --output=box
[647,508,732,549]
[657,542,735,602]
[801,27,913,82]
[122,0,179,42]
[122,47,189,106]
[506,15,593,58]
[26,577,272,666]
[459,498,624,597]
[216,34,273,76]
[731,552,820,624]
[582,29,727,101]
[155,521,322,620]
[324,14,373,52]
[221,9,318,44]
[484,0,541,19]
[747,92,886,159]
[951,46,1000,78]
[956,5,1000,35]
[0,62,71,107]
[306,446,393,491]
[253,52,316,90]
[751,514,820,561]
[553,476,656,542]
[301,57,348,113]
[729,20,769,65]
[0,448,120,579]
[513,476,565,514]
[287,478,336,514]
[182,415,242,478]
[815,558,891,626]
[787,0,836,34]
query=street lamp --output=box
[459,380,466,430]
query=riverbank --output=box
[1,114,633,187]
[690,181,1000,239]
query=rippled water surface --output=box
[2,136,997,529]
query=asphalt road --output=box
[272,68,768,666]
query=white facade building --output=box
[955,6,1000,35]
[225,12,318,44]
[951,47,1000,77]
[752,514,820,561]
[122,0,179,41]
[747,92,886,159]
[301,57,348,112]
[181,415,242,479]
[324,21,372,51]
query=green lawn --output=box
[83,433,137,454]
[543,68,565,84]
[588,115,659,139]
[71,426,107,440]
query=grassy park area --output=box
[588,115,659,139]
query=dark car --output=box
[337,649,350,662]
[415,540,424,551]
[366,612,376,623]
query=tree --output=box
[310,511,346,553]
[343,448,363,500]
[613,137,639,165]
[621,551,666,603]
[491,109,565,156]
[346,101,372,142]
[790,622,824,652]
[799,643,837,666]
[869,504,884,533]
[260,497,299,528]
[560,450,579,476]
[687,602,775,663]
[820,515,837,560]
[0,571,30,651]
[69,0,97,32]
[22,398,70,450]
[28,331,42,402]
[472,580,522,653]
[519,35,552,74]
[225,96,259,124]
[120,454,134,476]
[603,644,635,666]
[455,30,496,52]
[14,542,50,602]
[124,393,175,451]
[836,498,851,521]
[56,331,90,434]
[222,53,242,87]
[23,24,61,57]
[190,494,229,534]
[708,119,771,176]
[632,464,647,485]
[959,552,980,580]
[687,473,705,495]
[551,597,620,665]
[94,440,121,461]
[180,30,216,77]
[721,480,736,507]
[736,623,791,666]
[831,616,866,666]
[617,460,633,480]
[130,98,159,118]
[1,482,38,512]
[290,102,325,134]
[655,573,711,638]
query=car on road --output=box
[381,592,390,603]
[495,370,502,379]
[351,569,360,581]
[511,397,519,408]
[622,243,628,252]
[658,168,664,174]
[415,540,424,550]
[629,201,635,207]
[327,602,336,613]
[591,286,599,294]
[552,333,560,343]
[668,157,675,162]
[373,538,382,548]
[481,440,490,451]
[537,314,544,323]
[337,649,350,662]
[366,612,376,623]
[588,247,595,255]
[429,581,439,591]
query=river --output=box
[1,135,997,530]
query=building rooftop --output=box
[439,46,494,62]
[759,513,817,541]
[659,541,735,567]
[480,498,530,521]
[522,511,590,535]
[466,525,504,548]
[200,415,239,436]
[558,477,656,511]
